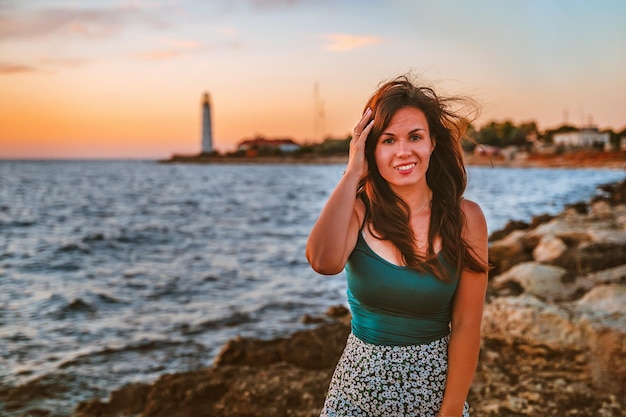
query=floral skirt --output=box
[320,333,470,417]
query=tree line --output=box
[299,120,626,156]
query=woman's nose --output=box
[396,140,410,156]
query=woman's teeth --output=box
[395,163,416,171]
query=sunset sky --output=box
[1,0,625,159]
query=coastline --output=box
[66,178,626,417]
[1,164,624,417]
[160,150,626,170]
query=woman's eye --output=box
[410,135,421,141]
[382,138,394,144]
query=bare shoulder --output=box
[460,198,487,238]
[460,198,485,221]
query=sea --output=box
[0,160,624,416]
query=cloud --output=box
[214,26,238,36]
[320,33,384,51]
[0,63,39,75]
[134,49,182,60]
[0,56,89,75]
[133,36,203,60]
[215,0,329,14]
[132,37,240,61]
[151,38,205,49]
[0,4,166,40]
[246,0,300,8]
[39,57,89,68]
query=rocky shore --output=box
[161,150,626,170]
[63,178,626,417]
[3,177,624,417]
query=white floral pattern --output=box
[320,333,470,417]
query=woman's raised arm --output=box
[306,109,373,275]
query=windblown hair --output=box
[358,75,487,281]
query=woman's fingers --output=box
[353,108,373,141]
[361,117,374,138]
[346,108,374,177]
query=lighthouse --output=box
[201,92,213,154]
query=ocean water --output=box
[0,160,624,415]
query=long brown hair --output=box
[358,75,487,281]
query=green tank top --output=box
[345,233,460,346]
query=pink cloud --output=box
[0,63,39,74]
[321,33,384,51]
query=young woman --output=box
[306,75,489,417]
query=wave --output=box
[37,292,125,320]
[179,311,255,335]
[41,294,96,319]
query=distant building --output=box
[237,137,301,153]
[201,92,213,154]
[473,144,502,157]
[553,128,610,149]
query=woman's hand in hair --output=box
[346,108,373,178]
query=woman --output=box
[306,75,488,417]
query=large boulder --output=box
[482,294,584,351]
[532,234,568,263]
[574,285,626,397]
[214,320,350,370]
[76,363,331,417]
[554,241,626,273]
[523,218,591,249]
[583,263,626,285]
[491,262,583,302]
[488,230,532,276]
[484,283,626,398]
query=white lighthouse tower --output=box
[201,92,213,154]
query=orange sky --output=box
[1,0,625,159]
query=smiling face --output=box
[374,106,435,192]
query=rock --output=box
[532,234,568,263]
[131,363,328,417]
[579,324,626,399]
[588,228,626,244]
[523,218,591,249]
[482,294,584,351]
[488,220,529,242]
[565,201,589,214]
[576,284,626,317]
[595,179,626,205]
[325,304,350,318]
[73,322,345,417]
[575,285,626,398]
[488,230,532,276]
[469,338,621,417]
[74,382,151,417]
[583,263,626,285]
[491,262,581,302]
[529,213,554,229]
[301,313,327,324]
[555,241,626,274]
[590,199,615,220]
[214,321,350,370]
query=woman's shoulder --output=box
[460,198,487,236]
[460,198,483,214]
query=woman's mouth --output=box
[395,163,416,172]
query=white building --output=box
[237,138,301,153]
[553,128,610,149]
[201,92,213,154]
